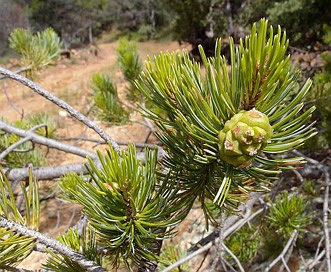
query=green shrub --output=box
[266,191,312,238]
[306,26,331,148]
[26,112,57,138]
[91,73,128,124]
[0,113,57,168]
[9,28,62,72]
[159,245,188,271]
[266,0,331,46]
[226,226,260,264]
[259,191,313,260]
[116,38,143,101]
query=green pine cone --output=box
[218,108,273,168]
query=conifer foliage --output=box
[137,19,315,221]
[0,19,318,271]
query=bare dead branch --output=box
[293,151,331,271]
[211,213,225,271]
[280,230,297,272]
[55,136,106,144]
[0,217,106,272]
[308,249,326,270]
[221,243,245,272]
[0,67,120,153]
[3,161,92,181]
[0,136,32,160]
[188,193,263,253]
[55,136,162,149]
[0,124,46,160]
[3,148,165,181]
[1,80,24,118]
[323,167,331,271]
[0,66,33,80]
[0,120,96,159]
[265,230,298,272]
[162,196,263,272]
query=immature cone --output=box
[218,108,273,168]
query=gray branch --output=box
[323,167,331,271]
[0,124,47,160]
[0,67,120,153]
[3,161,92,181]
[0,217,106,272]
[2,266,50,272]
[3,149,164,181]
[161,195,263,272]
[265,230,298,272]
[0,120,96,159]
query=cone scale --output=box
[218,108,273,168]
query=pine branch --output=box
[3,161,92,181]
[0,119,96,159]
[0,67,120,153]
[3,148,165,181]
[0,217,107,272]
[0,124,47,160]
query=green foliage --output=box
[266,191,312,238]
[322,24,331,45]
[26,112,57,138]
[28,0,110,47]
[0,170,39,267]
[266,0,331,45]
[226,226,260,264]
[159,245,189,271]
[0,136,46,168]
[307,25,331,147]
[9,27,62,72]
[44,227,102,271]
[302,180,321,197]
[91,73,128,124]
[136,19,316,223]
[117,38,143,101]
[160,0,227,44]
[0,113,57,168]
[260,230,284,259]
[60,144,182,269]
[137,24,154,41]
[260,190,313,259]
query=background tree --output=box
[26,0,110,48]
[0,0,29,56]
[264,0,331,46]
